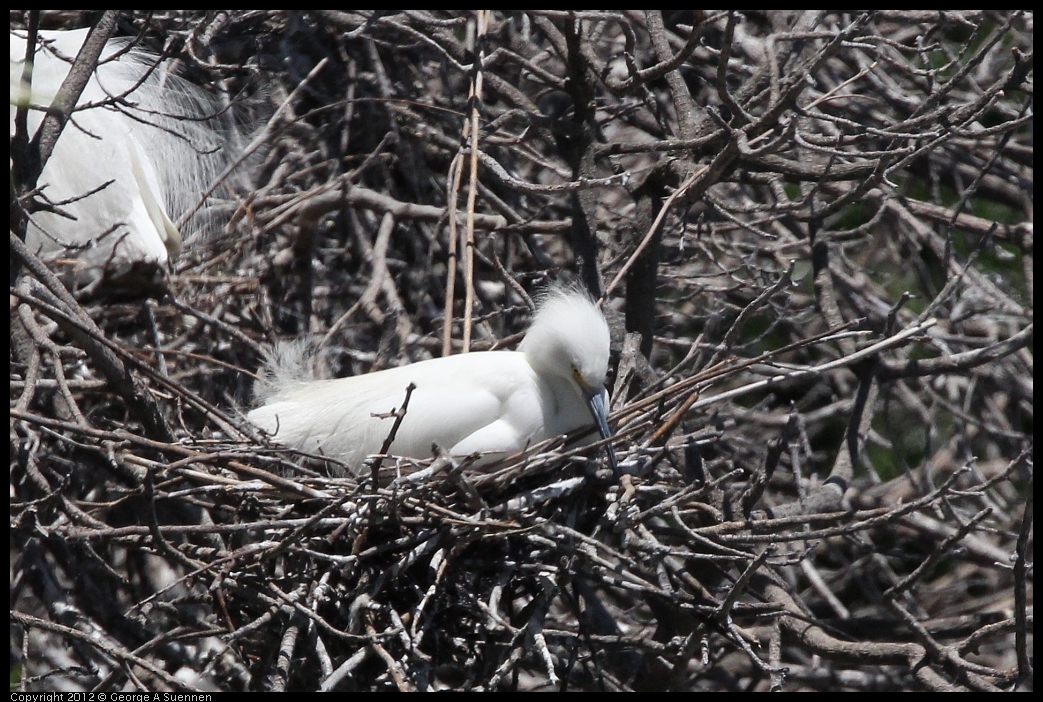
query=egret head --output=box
[519,288,616,470]
[519,288,610,385]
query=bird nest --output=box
[11,10,1032,692]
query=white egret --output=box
[248,288,617,475]
[11,27,237,285]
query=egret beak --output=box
[586,388,618,474]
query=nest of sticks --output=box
[11,10,1032,692]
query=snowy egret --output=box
[11,28,238,285]
[248,288,617,475]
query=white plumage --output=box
[248,289,617,475]
[11,28,236,284]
